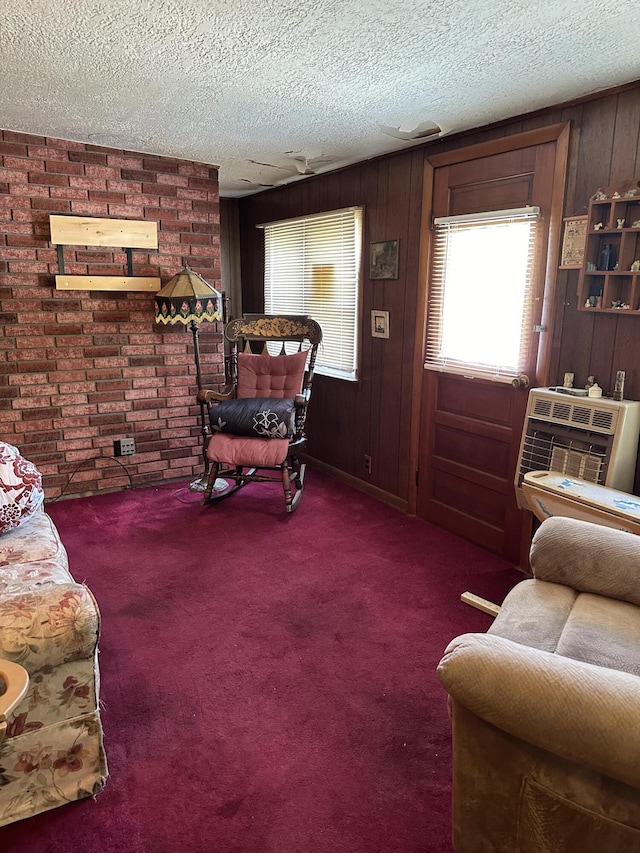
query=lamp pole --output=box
[154,266,224,493]
[190,319,211,491]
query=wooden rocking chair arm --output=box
[0,659,29,743]
[294,391,310,408]
[197,388,235,404]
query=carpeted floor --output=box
[0,469,521,853]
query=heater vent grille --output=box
[530,396,617,434]
[518,431,608,486]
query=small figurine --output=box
[613,191,621,198]
[617,218,626,228]
[631,260,640,271]
[633,220,640,228]
[563,372,574,388]
[625,188,639,197]
[611,300,622,308]
[585,375,595,390]
[594,222,604,230]
[593,190,607,200]
[613,370,625,402]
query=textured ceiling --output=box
[2,0,640,197]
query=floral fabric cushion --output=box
[0,443,44,535]
[209,397,296,439]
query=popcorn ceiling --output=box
[2,0,639,196]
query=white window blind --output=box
[425,206,540,382]
[260,207,363,381]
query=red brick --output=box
[0,142,28,156]
[106,179,142,193]
[177,187,208,201]
[5,131,45,145]
[89,412,126,426]
[107,155,143,169]
[177,162,213,178]
[84,165,120,180]
[45,137,85,150]
[188,176,217,191]
[71,201,109,216]
[191,222,220,235]
[86,144,122,155]
[89,191,125,203]
[11,183,49,198]
[142,182,177,197]
[121,169,156,182]
[46,160,85,175]
[107,204,144,218]
[29,172,69,187]
[43,324,84,336]
[1,136,223,497]
[30,198,71,212]
[143,158,178,174]
[69,177,107,190]
[87,391,125,404]
[68,151,108,166]
[50,187,89,200]
[0,167,28,183]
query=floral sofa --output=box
[0,442,107,826]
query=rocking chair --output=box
[197,314,322,512]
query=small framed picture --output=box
[560,216,588,269]
[371,310,389,339]
[370,240,399,279]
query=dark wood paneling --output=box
[434,424,511,478]
[432,468,507,527]
[238,151,425,501]
[235,82,640,503]
[450,176,534,214]
[437,377,515,426]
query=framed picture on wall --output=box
[560,216,588,269]
[371,310,389,339]
[370,240,399,279]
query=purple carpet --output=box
[1,470,521,853]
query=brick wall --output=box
[0,129,224,498]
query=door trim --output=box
[408,123,571,514]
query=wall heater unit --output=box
[514,387,640,509]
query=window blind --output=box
[260,207,363,381]
[425,206,540,382]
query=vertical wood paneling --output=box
[235,83,640,502]
[610,90,640,185]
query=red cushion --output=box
[206,434,290,467]
[237,350,307,399]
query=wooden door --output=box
[416,129,569,565]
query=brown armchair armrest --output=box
[0,659,29,743]
[197,387,235,404]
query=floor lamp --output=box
[154,266,225,492]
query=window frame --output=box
[259,206,363,382]
[425,206,541,383]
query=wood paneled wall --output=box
[236,83,640,502]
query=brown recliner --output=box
[438,516,640,853]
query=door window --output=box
[425,206,540,382]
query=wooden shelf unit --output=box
[50,215,161,292]
[578,190,640,314]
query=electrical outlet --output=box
[364,454,372,474]
[114,438,135,456]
